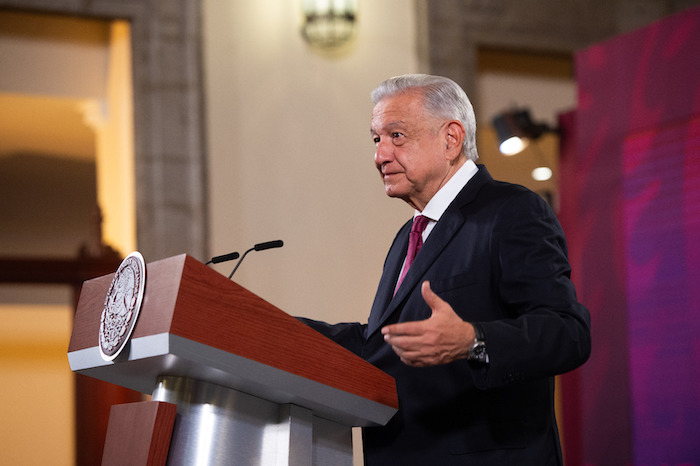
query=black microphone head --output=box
[254,240,284,251]
[210,251,240,264]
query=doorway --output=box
[0,10,134,465]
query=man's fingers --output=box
[384,335,417,353]
[421,281,446,313]
[383,282,446,338]
[382,317,426,337]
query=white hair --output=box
[371,74,478,161]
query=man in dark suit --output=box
[301,74,591,465]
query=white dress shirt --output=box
[396,159,479,288]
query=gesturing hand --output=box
[381,281,475,366]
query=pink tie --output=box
[396,215,430,292]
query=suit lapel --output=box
[366,165,493,337]
[367,220,410,334]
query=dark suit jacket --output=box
[302,165,591,465]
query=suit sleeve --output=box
[474,190,591,389]
[296,317,367,357]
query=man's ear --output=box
[444,121,466,161]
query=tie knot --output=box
[411,215,429,234]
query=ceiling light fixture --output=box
[301,0,358,50]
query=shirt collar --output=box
[417,159,478,222]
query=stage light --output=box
[499,135,529,156]
[491,108,555,156]
[532,166,553,181]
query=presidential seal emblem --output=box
[99,251,146,361]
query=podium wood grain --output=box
[102,401,176,466]
[69,254,398,415]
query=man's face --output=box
[370,90,455,211]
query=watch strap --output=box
[472,323,485,342]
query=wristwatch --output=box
[467,324,489,364]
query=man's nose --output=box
[374,140,393,165]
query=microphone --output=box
[228,240,284,279]
[253,239,284,251]
[205,251,240,265]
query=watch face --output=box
[469,341,488,363]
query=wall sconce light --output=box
[301,0,358,50]
[492,108,556,156]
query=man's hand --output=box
[381,281,475,366]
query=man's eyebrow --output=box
[370,121,406,133]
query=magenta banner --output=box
[623,121,700,463]
[563,6,700,465]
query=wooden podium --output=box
[68,254,398,465]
